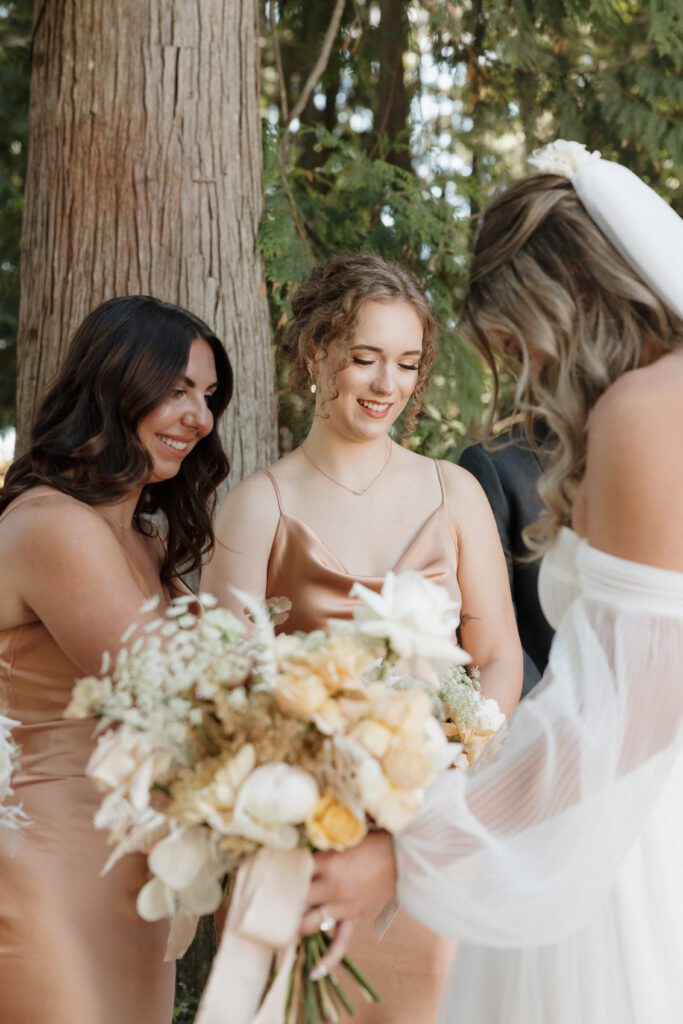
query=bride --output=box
[302,141,683,1022]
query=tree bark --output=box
[16,0,276,480]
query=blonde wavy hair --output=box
[281,252,437,436]
[460,173,683,551]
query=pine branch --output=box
[285,0,346,129]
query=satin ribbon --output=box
[194,846,314,1024]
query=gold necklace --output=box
[300,439,393,496]
[99,509,135,531]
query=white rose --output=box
[350,572,470,672]
[227,763,319,849]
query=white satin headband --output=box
[529,140,683,322]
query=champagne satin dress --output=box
[0,491,175,1024]
[262,463,458,1024]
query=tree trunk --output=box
[16,0,276,481]
[16,0,274,1008]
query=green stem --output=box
[340,956,382,1004]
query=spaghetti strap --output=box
[434,459,447,505]
[0,487,77,526]
[259,469,285,514]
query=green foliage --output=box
[0,0,30,430]
[172,992,198,1024]
[262,0,683,458]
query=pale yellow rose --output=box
[349,719,393,759]
[276,634,374,698]
[305,792,367,851]
[372,688,432,739]
[382,741,434,789]
[274,674,329,719]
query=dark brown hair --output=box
[281,252,437,434]
[2,295,233,586]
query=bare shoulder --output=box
[585,355,683,565]
[438,459,492,512]
[2,488,116,549]
[589,355,683,461]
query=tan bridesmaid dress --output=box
[0,491,175,1024]
[262,462,458,1024]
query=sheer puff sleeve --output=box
[394,541,683,947]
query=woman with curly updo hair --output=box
[0,295,232,1024]
[204,251,522,1023]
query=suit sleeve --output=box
[459,445,514,590]
[459,444,541,692]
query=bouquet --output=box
[66,572,490,1023]
[0,713,28,850]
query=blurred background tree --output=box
[259,0,683,456]
[0,0,30,437]
[2,0,682,465]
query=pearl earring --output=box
[310,381,317,394]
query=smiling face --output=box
[313,300,424,441]
[137,337,219,483]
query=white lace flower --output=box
[528,140,601,178]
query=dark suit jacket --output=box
[460,427,554,696]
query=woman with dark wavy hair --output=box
[204,252,522,1024]
[0,295,232,1024]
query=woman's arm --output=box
[201,472,280,619]
[443,463,523,715]
[6,500,163,676]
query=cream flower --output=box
[137,826,225,920]
[382,741,435,789]
[64,676,107,718]
[372,687,433,739]
[349,719,393,759]
[86,725,173,811]
[0,715,20,803]
[176,745,256,832]
[367,782,424,833]
[274,674,329,719]
[227,763,319,849]
[528,140,601,178]
[350,572,469,677]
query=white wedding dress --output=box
[394,528,683,1022]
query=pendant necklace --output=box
[300,439,393,496]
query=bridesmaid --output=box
[203,252,522,1024]
[0,296,232,1024]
